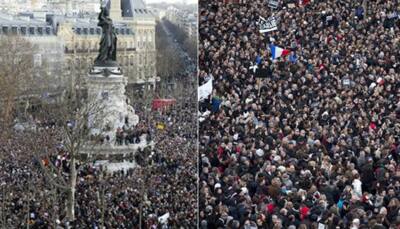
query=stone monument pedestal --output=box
[80,66,152,161]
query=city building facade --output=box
[0,0,157,97]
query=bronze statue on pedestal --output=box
[95,0,118,67]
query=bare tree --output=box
[155,22,185,85]
[24,90,107,223]
[0,36,57,227]
[163,19,187,45]
[0,34,137,227]
[0,35,63,138]
[161,18,197,62]
[0,36,35,137]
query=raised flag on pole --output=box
[198,78,213,101]
[259,16,278,33]
[269,44,290,59]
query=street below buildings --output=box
[160,19,196,74]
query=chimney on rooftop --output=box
[110,0,122,21]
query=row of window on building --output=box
[73,27,133,35]
[1,25,54,36]
[64,38,154,52]
[67,53,155,68]
[0,25,135,36]
[134,9,149,14]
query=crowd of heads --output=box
[0,128,62,228]
[199,0,400,228]
[0,74,197,228]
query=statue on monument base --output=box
[81,0,152,159]
[95,0,118,67]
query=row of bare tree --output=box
[162,19,197,61]
[0,35,110,226]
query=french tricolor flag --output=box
[269,44,290,59]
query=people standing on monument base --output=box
[114,121,151,146]
[199,0,400,228]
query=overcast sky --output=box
[144,0,197,4]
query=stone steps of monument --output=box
[80,140,155,156]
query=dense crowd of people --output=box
[0,75,197,228]
[199,0,400,228]
[0,129,62,228]
[74,95,197,228]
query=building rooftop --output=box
[0,12,55,36]
[0,0,156,37]
[0,12,135,36]
[121,0,154,19]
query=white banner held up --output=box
[158,212,170,224]
[198,78,213,101]
[259,16,278,33]
[268,0,279,9]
